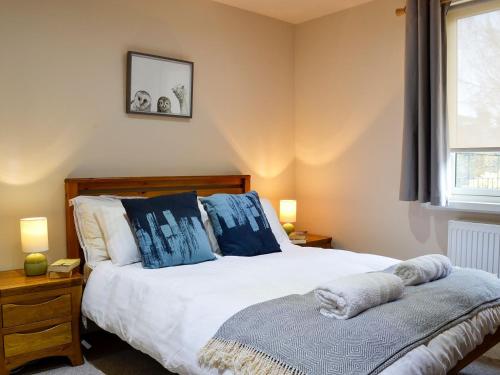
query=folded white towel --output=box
[394,254,453,286]
[314,272,404,320]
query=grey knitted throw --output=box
[199,269,500,375]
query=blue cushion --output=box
[200,191,281,256]
[122,192,215,268]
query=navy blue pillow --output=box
[200,191,281,256]
[122,192,215,268]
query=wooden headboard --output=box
[65,175,251,265]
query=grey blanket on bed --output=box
[199,269,500,375]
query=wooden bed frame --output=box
[65,175,250,265]
[63,174,499,374]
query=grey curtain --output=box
[400,0,450,206]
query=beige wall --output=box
[2,0,499,270]
[0,0,295,269]
[294,0,500,259]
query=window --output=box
[447,1,500,206]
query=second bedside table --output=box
[296,234,333,249]
[0,270,83,375]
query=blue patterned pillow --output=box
[122,192,215,268]
[200,191,281,256]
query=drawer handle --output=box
[5,294,68,308]
[12,323,65,335]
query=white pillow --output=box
[95,205,141,266]
[70,196,116,268]
[260,198,290,246]
[70,195,142,268]
[198,199,221,255]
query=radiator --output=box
[448,220,500,277]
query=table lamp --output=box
[279,200,296,235]
[20,217,49,276]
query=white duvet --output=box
[82,244,500,375]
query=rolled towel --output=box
[394,254,453,286]
[314,272,404,319]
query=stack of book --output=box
[48,259,80,279]
[289,231,307,244]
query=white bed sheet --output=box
[82,244,500,375]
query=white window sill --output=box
[423,201,500,214]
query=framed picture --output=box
[126,51,193,118]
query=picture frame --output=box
[126,51,194,118]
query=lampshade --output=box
[279,200,297,223]
[20,217,48,253]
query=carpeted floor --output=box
[13,331,500,375]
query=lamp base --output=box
[282,222,295,235]
[24,253,48,276]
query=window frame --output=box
[446,0,500,205]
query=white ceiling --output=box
[211,0,374,24]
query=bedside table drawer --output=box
[3,322,72,358]
[2,294,71,328]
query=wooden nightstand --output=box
[0,270,83,374]
[296,234,333,249]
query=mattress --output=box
[82,244,500,375]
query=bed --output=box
[65,175,500,375]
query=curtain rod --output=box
[395,0,452,16]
